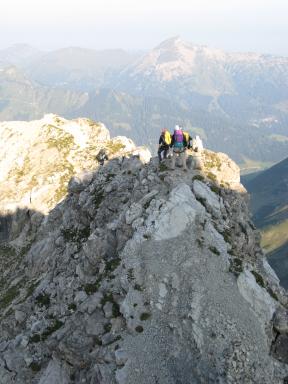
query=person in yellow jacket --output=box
[182,129,192,149]
[158,128,172,162]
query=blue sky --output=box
[0,0,287,55]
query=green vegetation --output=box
[68,303,77,311]
[210,185,221,195]
[7,122,78,204]
[209,246,220,256]
[93,189,104,209]
[54,117,64,125]
[13,156,31,182]
[29,362,41,372]
[135,325,144,333]
[101,292,114,306]
[192,174,205,182]
[106,141,125,154]
[104,323,112,333]
[94,336,102,346]
[196,238,204,248]
[105,258,121,273]
[29,319,64,343]
[41,319,64,340]
[239,157,274,175]
[35,293,50,308]
[100,292,121,318]
[83,258,121,296]
[229,258,243,275]
[29,334,41,343]
[61,226,90,243]
[159,162,168,172]
[269,134,288,143]
[204,152,221,171]
[0,282,21,309]
[140,312,151,321]
[251,270,279,301]
[112,302,121,318]
[53,163,75,203]
[46,125,75,153]
[134,284,143,291]
[266,287,278,301]
[127,268,134,282]
[221,229,232,244]
[0,244,16,257]
[84,279,101,295]
[207,172,217,182]
[260,220,288,253]
[106,173,116,182]
[251,270,265,288]
[25,280,40,300]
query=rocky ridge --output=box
[0,123,288,383]
[0,114,149,245]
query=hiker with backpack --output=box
[96,148,108,166]
[170,125,188,170]
[182,128,192,149]
[158,128,172,162]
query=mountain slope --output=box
[0,66,89,121]
[1,38,288,167]
[113,37,288,166]
[244,157,288,228]
[0,118,288,382]
[26,47,141,90]
[0,44,43,67]
[243,157,288,288]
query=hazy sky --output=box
[0,0,287,55]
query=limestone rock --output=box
[38,359,70,384]
[125,203,143,225]
[14,310,26,324]
[193,179,222,218]
[274,308,288,334]
[237,270,277,324]
[0,117,287,384]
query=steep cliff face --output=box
[0,122,288,384]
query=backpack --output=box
[173,129,184,149]
[183,131,190,143]
[163,131,172,145]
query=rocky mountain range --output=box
[0,44,42,68]
[0,37,288,168]
[1,116,288,383]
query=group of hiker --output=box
[96,125,203,169]
[158,125,203,170]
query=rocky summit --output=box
[0,118,288,384]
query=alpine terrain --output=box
[0,37,288,168]
[0,116,288,383]
[243,158,288,289]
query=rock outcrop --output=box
[0,114,149,244]
[0,119,288,383]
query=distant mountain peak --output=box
[130,37,226,82]
[156,36,184,49]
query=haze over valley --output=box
[0,37,288,170]
[1,0,288,381]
